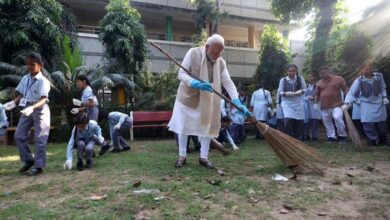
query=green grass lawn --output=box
[1,137,390,220]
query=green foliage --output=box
[270,0,339,70]
[60,35,84,74]
[0,0,76,71]
[269,0,315,24]
[134,68,179,110]
[303,0,349,74]
[190,0,228,35]
[192,29,209,47]
[99,0,148,76]
[255,25,290,91]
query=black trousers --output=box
[283,118,304,140]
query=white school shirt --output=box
[16,72,51,102]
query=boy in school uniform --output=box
[230,106,246,144]
[215,116,239,151]
[63,113,106,171]
[250,86,273,139]
[105,111,132,153]
[3,52,51,176]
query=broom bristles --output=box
[254,120,324,175]
[343,109,365,150]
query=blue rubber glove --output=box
[232,98,251,117]
[190,79,213,92]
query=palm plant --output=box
[0,0,77,71]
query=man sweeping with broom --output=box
[167,34,250,169]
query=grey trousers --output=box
[112,121,131,150]
[15,104,50,168]
[86,106,99,121]
[362,121,388,143]
[77,140,95,161]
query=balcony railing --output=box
[77,25,101,34]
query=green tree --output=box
[0,0,76,70]
[99,0,148,77]
[134,68,179,110]
[303,0,349,74]
[269,0,338,70]
[255,25,290,91]
[190,0,228,36]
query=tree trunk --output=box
[311,0,337,70]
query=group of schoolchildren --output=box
[0,53,133,176]
[219,62,389,148]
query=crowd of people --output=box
[0,34,388,176]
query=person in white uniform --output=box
[277,64,307,140]
[168,34,250,169]
[250,85,273,139]
[343,61,389,146]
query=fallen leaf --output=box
[317,212,327,216]
[279,208,289,214]
[248,188,256,195]
[248,196,259,203]
[207,179,222,186]
[176,175,185,181]
[217,169,225,176]
[346,173,355,178]
[283,204,294,210]
[348,181,353,185]
[133,179,142,187]
[289,174,297,180]
[231,205,238,212]
[332,180,341,185]
[307,187,315,192]
[366,166,375,172]
[329,161,335,164]
[90,194,107,201]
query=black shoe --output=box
[19,160,35,173]
[199,159,215,169]
[175,158,186,168]
[85,160,92,169]
[27,168,43,176]
[99,144,110,156]
[110,149,122,153]
[77,159,84,171]
[326,137,337,143]
[122,146,131,152]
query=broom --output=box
[150,42,324,175]
[343,109,365,150]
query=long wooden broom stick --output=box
[150,42,324,174]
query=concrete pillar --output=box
[165,16,173,41]
[248,26,256,48]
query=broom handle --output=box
[150,42,244,113]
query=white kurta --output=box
[168,48,238,138]
[250,89,272,121]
